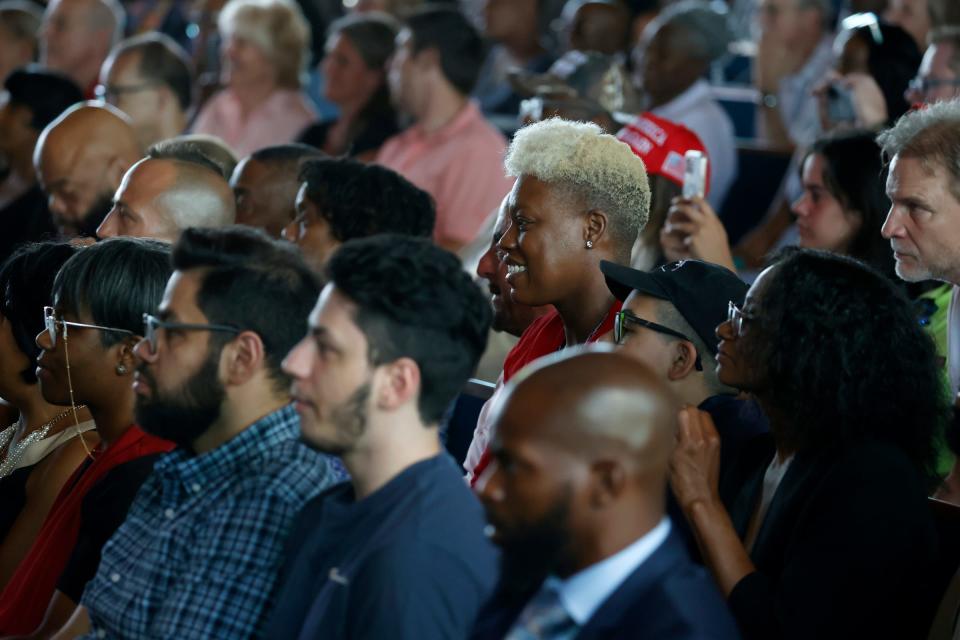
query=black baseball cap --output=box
[600,259,748,355]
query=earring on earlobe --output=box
[586,240,594,249]
[116,364,127,375]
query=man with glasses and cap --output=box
[55,227,343,638]
[600,258,768,503]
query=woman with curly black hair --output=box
[670,248,949,640]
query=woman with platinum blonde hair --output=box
[466,118,651,485]
[192,0,316,156]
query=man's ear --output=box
[666,340,699,382]
[375,356,420,413]
[588,458,627,508]
[415,46,441,74]
[222,331,266,386]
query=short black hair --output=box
[326,234,491,423]
[747,249,948,484]
[847,21,921,123]
[806,130,894,281]
[4,65,82,131]
[112,33,193,112]
[405,5,485,95]
[0,242,78,384]
[171,226,321,391]
[53,238,172,346]
[249,142,323,174]
[299,157,435,243]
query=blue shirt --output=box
[263,453,498,640]
[81,405,342,639]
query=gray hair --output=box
[876,98,960,203]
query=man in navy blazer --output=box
[471,348,741,640]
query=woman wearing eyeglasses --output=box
[670,248,946,640]
[0,243,95,593]
[0,238,175,636]
[465,118,651,485]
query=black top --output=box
[57,453,162,603]
[263,453,498,639]
[297,110,400,157]
[727,437,939,639]
[0,466,32,543]
[0,184,57,266]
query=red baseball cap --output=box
[616,113,711,195]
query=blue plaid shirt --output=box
[80,404,342,639]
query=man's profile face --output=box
[132,270,226,448]
[97,159,180,242]
[907,43,960,106]
[476,393,580,580]
[282,285,375,455]
[231,158,294,239]
[37,142,115,237]
[283,183,340,272]
[882,154,960,284]
[615,293,675,376]
[99,50,162,144]
[387,29,424,117]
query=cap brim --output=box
[600,260,671,302]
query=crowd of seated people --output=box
[4,0,960,639]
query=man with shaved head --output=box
[34,103,142,237]
[40,0,124,97]
[97,154,236,242]
[472,348,741,639]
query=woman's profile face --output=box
[791,154,862,255]
[321,33,383,107]
[221,33,277,89]
[715,266,773,392]
[497,175,590,308]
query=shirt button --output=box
[97,630,106,639]
[164,508,175,519]
[191,483,201,493]
[110,572,120,583]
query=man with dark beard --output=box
[470,349,742,640]
[59,227,343,639]
[264,235,497,639]
[33,102,141,238]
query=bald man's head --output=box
[97,157,236,242]
[478,348,678,580]
[35,103,142,237]
[41,0,123,89]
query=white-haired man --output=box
[465,117,651,486]
[96,153,236,242]
[40,0,123,98]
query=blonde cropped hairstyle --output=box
[505,118,651,251]
[218,0,310,89]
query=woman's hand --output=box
[669,406,723,516]
[660,197,737,272]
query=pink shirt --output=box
[376,102,513,248]
[192,88,317,157]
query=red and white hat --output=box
[616,113,711,195]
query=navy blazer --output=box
[471,530,742,640]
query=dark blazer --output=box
[726,436,939,640]
[471,530,742,640]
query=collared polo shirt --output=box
[80,404,342,639]
[376,101,514,248]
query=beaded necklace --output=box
[0,406,84,479]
